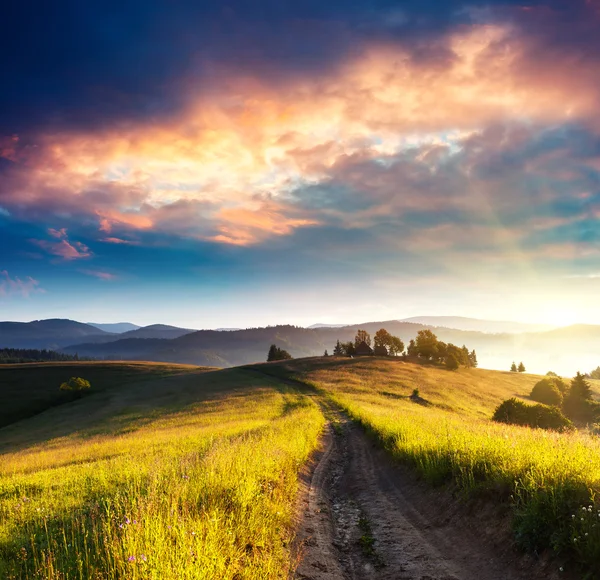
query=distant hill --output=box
[87,322,141,333]
[63,320,600,376]
[0,319,113,350]
[118,324,196,340]
[399,316,555,334]
[308,323,347,329]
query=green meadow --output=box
[0,364,324,579]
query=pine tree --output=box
[518,362,525,373]
[510,362,517,372]
[469,349,478,368]
[323,350,329,357]
[267,344,278,362]
[333,340,343,356]
[569,372,592,401]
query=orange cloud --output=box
[3,22,600,246]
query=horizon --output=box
[2,1,600,326]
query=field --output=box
[2,357,600,578]
[268,357,600,575]
[0,363,324,579]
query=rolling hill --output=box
[399,316,556,334]
[0,319,113,349]
[87,322,141,333]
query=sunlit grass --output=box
[0,367,325,579]
[280,357,600,574]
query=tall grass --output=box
[0,374,325,579]
[286,358,600,575]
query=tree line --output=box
[332,328,477,370]
[0,348,88,364]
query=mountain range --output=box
[0,317,597,376]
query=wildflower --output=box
[128,556,136,562]
[133,520,138,525]
[125,517,131,525]
[140,554,147,562]
[572,514,576,519]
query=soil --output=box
[293,413,569,580]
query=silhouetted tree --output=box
[469,349,478,368]
[354,330,371,348]
[510,362,517,372]
[518,362,526,373]
[589,366,600,380]
[388,336,405,356]
[323,350,329,357]
[267,344,292,361]
[407,339,417,357]
[333,340,343,356]
[374,328,392,348]
[340,341,356,357]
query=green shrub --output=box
[530,379,563,406]
[493,398,573,432]
[59,377,91,392]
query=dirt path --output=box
[294,414,562,580]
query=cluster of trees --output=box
[0,348,86,364]
[587,366,600,380]
[331,329,477,370]
[510,361,526,373]
[529,372,598,422]
[494,372,598,430]
[405,329,477,370]
[267,344,292,362]
[332,328,405,358]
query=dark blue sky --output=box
[1,0,599,327]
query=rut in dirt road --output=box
[295,415,560,580]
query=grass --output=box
[0,363,325,579]
[0,362,208,429]
[270,356,600,577]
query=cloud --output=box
[101,237,141,245]
[80,269,117,281]
[31,229,92,261]
[0,270,44,297]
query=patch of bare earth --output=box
[293,415,569,580]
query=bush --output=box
[530,379,563,406]
[445,354,459,370]
[493,398,573,432]
[59,377,91,392]
[267,344,293,362]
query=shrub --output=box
[530,379,563,406]
[59,377,91,391]
[493,398,573,432]
[267,344,292,362]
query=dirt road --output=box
[294,415,562,580]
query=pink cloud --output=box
[48,227,68,239]
[31,237,92,261]
[80,269,117,280]
[0,270,44,297]
[101,237,140,245]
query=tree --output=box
[589,366,600,380]
[569,372,592,401]
[407,339,417,357]
[388,336,405,356]
[546,371,559,377]
[518,362,525,373]
[530,379,563,406]
[469,349,478,368]
[340,341,356,357]
[510,362,517,372]
[333,340,343,356]
[445,354,460,371]
[267,344,292,362]
[373,328,392,349]
[323,350,329,357]
[414,330,439,360]
[354,329,371,347]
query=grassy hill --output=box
[0,361,205,429]
[264,357,600,574]
[0,362,324,578]
[2,357,600,577]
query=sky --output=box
[1,0,600,329]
